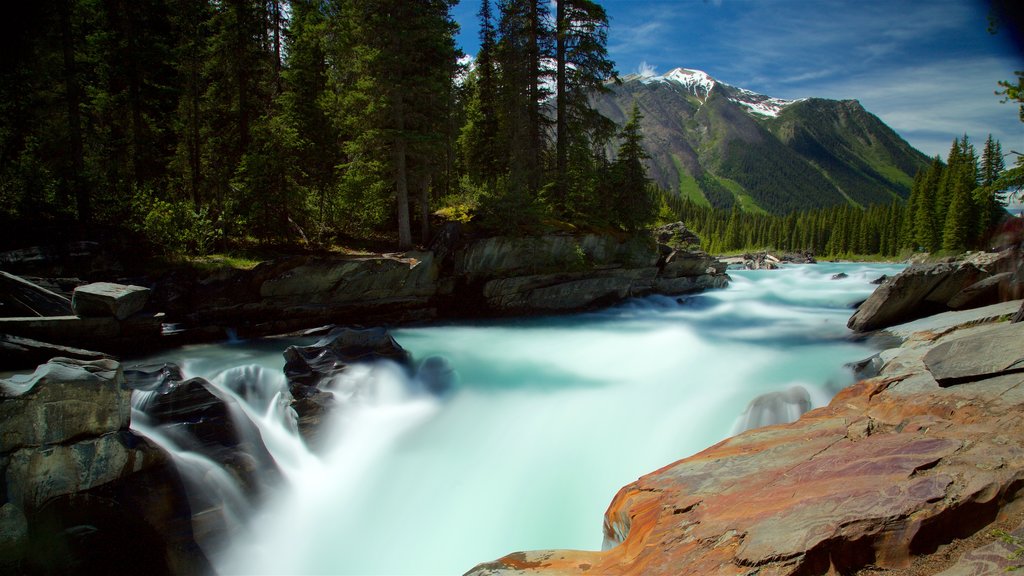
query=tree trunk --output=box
[555,0,567,208]
[420,173,431,246]
[59,0,88,223]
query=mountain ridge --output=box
[593,67,932,214]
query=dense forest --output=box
[671,134,1019,258]
[0,0,656,255]
[1,0,1020,259]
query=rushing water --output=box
[129,262,903,575]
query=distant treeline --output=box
[670,134,1015,257]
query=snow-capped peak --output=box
[642,67,716,101]
[637,66,802,117]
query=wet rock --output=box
[72,282,151,320]
[283,326,412,396]
[416,356,457,395]
[779,251,817,264]
[733,386,811,433]
[0,357,129,451]
[0,333,111,370]
[831,272,848,280]
[871,274,889,285]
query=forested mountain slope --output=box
[592,68,932,214]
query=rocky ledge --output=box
[467,304,1024,575]
[1,224,728,367]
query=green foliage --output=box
[132,189,222,256]
[991,529,1024,571]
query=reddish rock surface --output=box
[467,315,1024,576]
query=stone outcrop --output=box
[71,281,151,320]
[144,228,728,339]
[466,307,1024,576]
[849,249,1022,332]
[0,358,168,569]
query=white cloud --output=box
[637,61,657,78]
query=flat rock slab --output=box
[924,321,1024,385]
[72,282,150,320]
[879,300,1022,342]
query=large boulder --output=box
[72,282,151,320]
[848,249,1021,332]
[0,357,158,565]
[1,357,130,451]
[283,326,412,393]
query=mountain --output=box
[591,68,932,214]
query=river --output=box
[130,261,903,575]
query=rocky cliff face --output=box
[467,304,1024,576]
[0,358,201,573]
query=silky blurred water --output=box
[133,262,903,575]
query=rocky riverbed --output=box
[2,241,1022,574]
[467,298,1024,575]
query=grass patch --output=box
[714,175,768,215]
[672,156,711,207]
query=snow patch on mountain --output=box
[642,67,716,101]
[639,66,803,117]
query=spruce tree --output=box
[610,102,655,231]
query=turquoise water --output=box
[133,262,903,575]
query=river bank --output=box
[1,224,728,370]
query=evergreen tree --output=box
[609,102,655,230]
[914,158,943,252]
[554,0,615,210]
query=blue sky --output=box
[451,0,1024,161]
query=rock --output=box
[72,282,151,320]
[466,318,1024,576]
[283,326,412,395]
[660,250,725,278]
[455,234,659,282]
[871,274,889,285]
[0,503,28,551]
[258,252,439,306]
[416,356,456,395]
[742,251,780,270]
[733,386,811,433]
[779,251,817,264]
[3,432,150,512]
[653,222,701,250]
[947,271,1017,309]
[848,258,997,332]
[923,321,1024,385]
[0,357,129,451]
[831,272,848,280]
[0,270,73,317]
[1015,301,1024,323]
[0,333,112,370]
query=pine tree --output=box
[610,102,655,230]
[554,0,615,210]
[914,158,943,252]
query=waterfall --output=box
[127,261,904,575]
